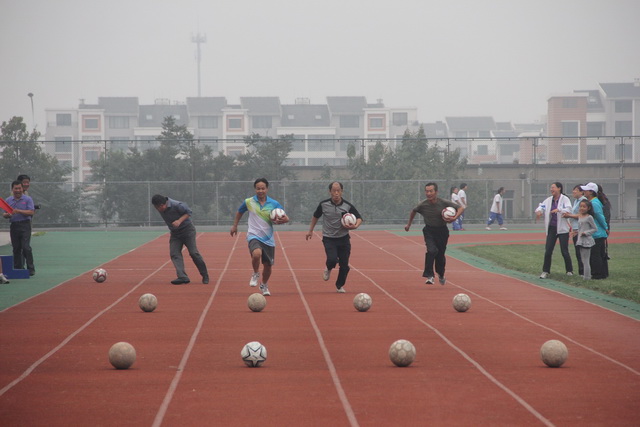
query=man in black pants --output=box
[152,194,209,285]
[2,181,36,276]
[306,182,363,293]
[405,182,463,285]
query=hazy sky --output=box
[2,0,639,131]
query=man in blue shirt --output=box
[152,195,209,285]
[2,181,35,275]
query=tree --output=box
[345,127,467,222]
[0,116,81,226]
[234,134,296,181]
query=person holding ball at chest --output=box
[306,181,363,293]
[230,178,288,297]
[405,182,463,286]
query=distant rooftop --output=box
[326,96,368,114]
[599,81,640,98]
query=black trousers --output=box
[10,220,34,272]
[422,225,449,278]
[542,225,573,274]
[590,237,608,279]
[322,235,351,289]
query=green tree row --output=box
[1,115,466,226]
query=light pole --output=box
[27,93,35,129]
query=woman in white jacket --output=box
[535,182,574,279]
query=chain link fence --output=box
[4,178,637,229]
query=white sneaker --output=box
[485,226,491,230]
[0,274,9,284]
[566,272,573,276]
[500,227,507,230]
[323,269,330,281]
[425,277,434,285]
[260,284,270,296]
[539,272,549,279]
[336,287,346,293]
[249,272,260,287]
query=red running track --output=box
[0,230,638,426]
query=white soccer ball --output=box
[138,293,158,312]
[353,293,372,312]
[389,339,416,367]
[92,268,108,283]
[247,293,267,312]
[241,341,268,367]
[452,293,472,312]
[341,213,357,227]
[540,339,568,368]
[270,208,286,222]
[442,207,456,221]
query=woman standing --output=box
[535,182,573,279]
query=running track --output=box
[0,230,638,426]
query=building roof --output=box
[138,105,189,127]
[281,104,331,127]
[574,89,604,111]
[421,121,449,138]
[599,82,640,98]
[445,116,496,131]
[495,122,514,131]
[240,97,281,115]
[97,97,139,114]
[186,97,228,114]
[326,96,368,114]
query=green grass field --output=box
[457,243,640,303]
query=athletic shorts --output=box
[248,239,275,265]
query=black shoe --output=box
[202,276,209,284]
[171,278,190,285]
[29,269,35,276]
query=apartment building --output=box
[45,96,420,181]
[546,79,640,164]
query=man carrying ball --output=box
[230,178,288,296]
[306,181,363,293]
[405,182,463,286]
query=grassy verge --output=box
[456,243,640,303]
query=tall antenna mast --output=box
[191,32,207,97]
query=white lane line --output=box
[352,232,554,427]
[277,232,359,427]
[152,234,240,427]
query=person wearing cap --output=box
[534,182,573,279]
[580,182,608,279]
[562,185,587,276]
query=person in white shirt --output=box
[457,183,467,230]
[485,187,507,230]
[450,186,461,230]
[534,182,574,279]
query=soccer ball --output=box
[138,293,158,312]
[93,268,108,283]
[540,340,568,368]
[341,213,357,227]
[270,208,285,222]
[389,339,416,367]
[241,341,267,367]
[353,293,372,312]
[247,293,267,312]
[452,293,472,312]
[442,207,456,221]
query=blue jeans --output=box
[487,212,503,226]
